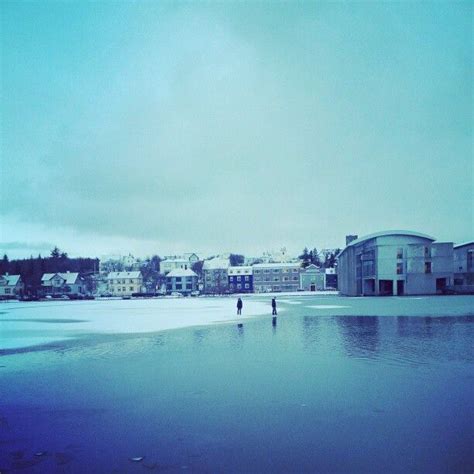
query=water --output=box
[0,296,473,473]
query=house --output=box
[453,241,474,293]
[228,266,253,293]
[106,271,143,296]
[160,253,199,274]
[166,268,198,295]
[203,257,230,293]
[0,274,24,299]
[252,262,301,293]
[337,230,454,296]
[41,272,85,296]
[324,268,338,290]
[300,264,325,291]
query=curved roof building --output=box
[338,230,453,296]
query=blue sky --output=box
[1,1,472,259]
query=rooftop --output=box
[166,268,198,278]
[339,230,436,257]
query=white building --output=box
[299,264,325,291]
[106,271,143,296]
[338,230,454,296]
[160,253,199,274]
[41,272,85,296]
[0,274,24,298]
[252,262,301,293]
[166,268,198,295]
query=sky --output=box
[1,1,472,260]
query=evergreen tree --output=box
[299,247,311,268]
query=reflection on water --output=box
[0,312,473,474]
[335,316,380,358]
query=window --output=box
[118,288,121,292]
[424,246,431,258]
[237,284,241,289]
[245,276,249,281]
[396,248,403,259]
[254,270,260,274]
[5,288,10,294]
[186,284,192,290]
[245,284,249,289]
[176,277,182,282]
[122,287,126,291]
[292,268,299,273]
[237,276,241,281]
[424,262,432,274]
[264,269,270,273]
[176,284,182,290]
[273,269,279,273]
[396,263,403,275]
[274,277,279,282]
[293,276,298,281]
[283,277,289,281]
[130,279,134,283]
[130,287,134,291]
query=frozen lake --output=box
[0,295,473,472]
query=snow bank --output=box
[0,298,269,350]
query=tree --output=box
[0,254,9,275]
[50,247,61,259]
[311,248,321,267]
[322,249,341,268]
[299,247,311,268]
[229,254,245,266]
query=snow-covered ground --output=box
[0,298,270,350]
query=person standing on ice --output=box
[237,297,243,315]
[271,297,277,315]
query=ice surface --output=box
[0,298,268,350]
[307,305,351,309]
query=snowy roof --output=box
[0,274,21,285]
[228,266,253,275]
[338,230,436,257]
[454,241,474,249]
[166,268,198,278]
[301,264,323,273]
[203,258,230,270]
[107,271,142,279]
[41,272,81,284]
[161,258,189,264]
[252,262,301,269]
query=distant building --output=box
[324,268,338,290]
[106,271,143,296]
[300,264,324,291]
[41,272,85,296]
[160,254,199,274]
[0,274,24,298]
[453,241,474,293]
[338,231,453,296]
[228,266,253,293]
[166,268,198,295]
[253,262,301,293]
[203,257,230,293]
